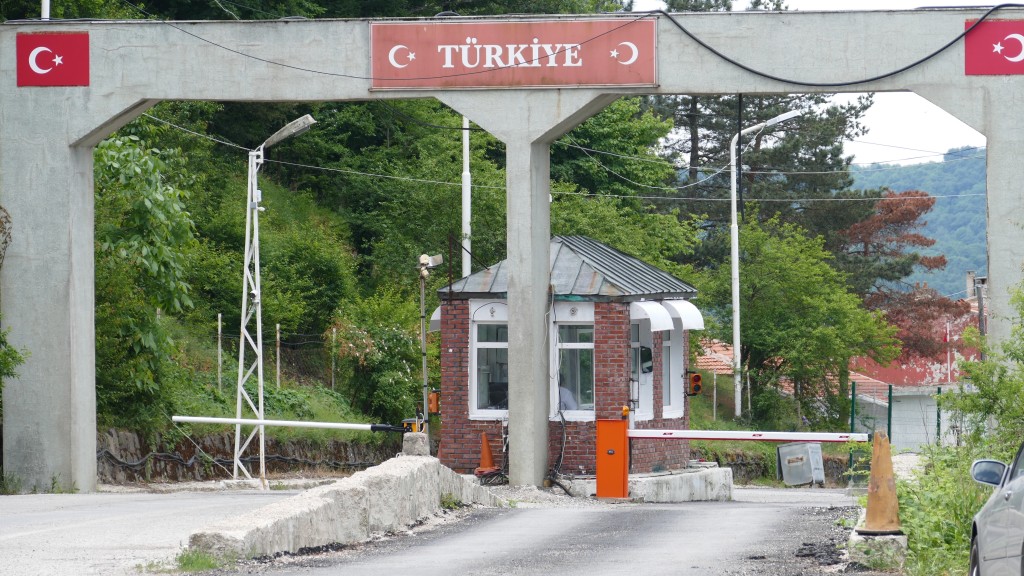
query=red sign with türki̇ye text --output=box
[370,19,657,89]
[965,19,1024,75]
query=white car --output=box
[971,440,1024,576]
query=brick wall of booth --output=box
[438,299,692,476]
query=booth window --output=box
[474,323,508,414]
[556,324,594,412]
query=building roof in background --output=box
[695,338,734,375]
[440,236,697,301]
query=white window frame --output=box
[631,320,655,422]
[663,320,685,419]
[549,301,595,422]
[469,300,509,420]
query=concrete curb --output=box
[566,467,734,502]
[847,509,908,570]
[188,453,505,559]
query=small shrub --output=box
[175,549,222,572]
[440,493,463,510]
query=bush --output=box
[898,444,990,576]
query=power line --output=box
[142,111,987,204]
[108,0,1024,92]
[115,2,995,168]
[142,113,247,150]
[652,4,1024,87]
[114,0,655,83]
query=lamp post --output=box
[418,253,443,446]
[730,109,799,418]
[234,114,316,484]
[461,116,472,278]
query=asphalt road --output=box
[0,485,887,576]
[0,488,299,576]
[212,488,881,576]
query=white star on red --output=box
[993,42,1004,54]
[610,48,619,59]
[53,54,63,66]
[408,52,416,62]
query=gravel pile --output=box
[483,482,605,508]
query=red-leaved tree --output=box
[840,189,969,360]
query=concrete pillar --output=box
[914,85,1024,345]
[503,138,553,486]
[979,117,1024,344]
[1,142,97,493]
[438,91,616,485]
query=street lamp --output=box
[234,114,316,484]
[418,253,443,446]
[730,109,799,418]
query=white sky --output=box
[632,0,988,165]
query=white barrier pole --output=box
[627,429,869,443]
[173,415,384,431]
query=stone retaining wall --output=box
[95,429,398,483]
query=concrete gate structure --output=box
[2,9,1022,492]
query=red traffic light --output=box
[687,372,703,396]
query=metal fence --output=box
[213,314,335,392]
[850,381,965,452]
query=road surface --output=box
[208,487,885,576]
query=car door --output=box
[1002,443,1024,572]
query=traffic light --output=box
[687,371,703,396]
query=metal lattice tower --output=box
[233,146,268,485]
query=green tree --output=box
[551,98,676,201]
[329,288,421,425]
[702,214,899,427]
[649,2,880,285]
[551,187,700,281]
[93,135,196,431]
[946,287,1024,456]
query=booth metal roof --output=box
[439,236,697,301]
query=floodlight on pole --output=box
[233,115,315,486]
[419,253,443,446]
[261,114,316,150]
[730,109,800,418]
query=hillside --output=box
[850,146,987,297]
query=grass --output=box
[160,317,388,448]
[175,549,225,572]
[0,472,22,495]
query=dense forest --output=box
[851,146,987,298]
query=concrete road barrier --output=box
[189,434,505,559]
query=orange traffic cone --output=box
[856,432,903,535]
[474,432,500,477]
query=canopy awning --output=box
[629,301,673,332]
[661,299,705,330]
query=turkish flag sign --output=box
[371,19,656,89]
[17,32,90,87]
[965,20,1024,75]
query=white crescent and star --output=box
[387,44,416,69]
[1002,33,1024,62]
[610,41,639,65]
[28,46,63,75]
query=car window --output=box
[1009,443,1024,483]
